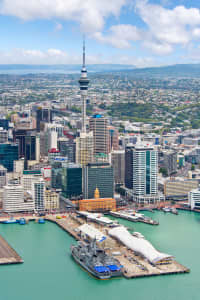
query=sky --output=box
[0,0,200,67]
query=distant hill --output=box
[1,63,200,77]
[0,64,135,74]
[119,64,200,78]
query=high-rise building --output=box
[22,170,43,191]
[0,165,7,188]
[13,129,40,162]
[83,162,114,199]
[0,143,18,172]
[125,145,134,189]
[39,131,49,157]
[108,126,119,151]
[45,189,59,210]
[163,150,177,176]
[58,137,76,163]
[33,178,45,212]
[48,130,58,150]
[36,107,53,132]
[89,114,109,156]
[0,119,9,130]
[111,150,125,185]
[25,135,40,162]
[14,158,24,175]
[47,123,64,138]
[0,128,8,143]
[76,132,94,166]
[132,143,158,203]
[61,163,82,199]
[3,184,35,212]
[189,188,200,209]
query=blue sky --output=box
[0,0,200,66]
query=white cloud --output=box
[0,48,156,67]
[135,0,200,54]
[136,1,200,45]
[94,24,142,48]
[0,48,69,64]
[0,0,127,33]
[93,1,200,55]
[1,0,200,57]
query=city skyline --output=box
[0,0,200,67]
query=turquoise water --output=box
[0,211,199,300]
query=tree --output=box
[191,164,195,171]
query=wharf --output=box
[46,215,82,241]
[46,214,189,280]
[106,244,189,278]
[0,234,23,265]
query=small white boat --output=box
[132,232,144,239]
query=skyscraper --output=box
[83,162,114,199]
[111,150,125,185]
[0,165,7,188]
[33,178,45,212]
[125,145,134,189]
[36,107,53,132]
[132,143,158,203]
[108,126,119,152]
[0,143,18,172]
[76,131,94,166]
[13,129,40,162]
[89,114,109,157]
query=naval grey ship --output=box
[70,240,122,279]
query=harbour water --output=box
[0,210,199,300]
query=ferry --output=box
[2,218,18,224]
[38,218,45,224]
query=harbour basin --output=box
[0,210,199,300]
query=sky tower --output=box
[79,39,90,133]
[76,39,94,166]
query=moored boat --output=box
[2,218,18,224]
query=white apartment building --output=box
[132,143,161,204]
[188,189,200,210]
[33,179,45,212]
[22,174,43,192]
[3,185,35,213]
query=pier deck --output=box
[46,214,189,279]
[0,235,23,265]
